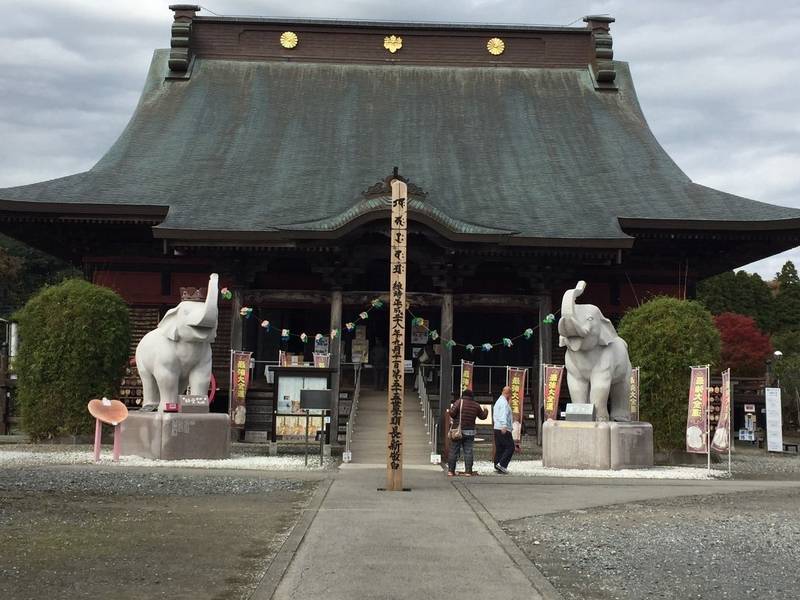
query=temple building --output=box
[1,6,798,443]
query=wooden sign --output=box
[387,179,408,491]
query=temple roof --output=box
[1,18,799,250]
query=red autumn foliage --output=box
[714,312,773,376]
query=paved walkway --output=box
[269,466,554,600]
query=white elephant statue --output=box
[558,281,631,421]
[136,274,219,411]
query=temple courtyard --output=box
[1,447,799,600]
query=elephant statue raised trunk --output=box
[558,281,632,421]
[135,274,219,411]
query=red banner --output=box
[507,367,527,417]
[460,360,474,393]
[686,366,710,454]
[542,365,564,421]
[230,351,252,428]
[508,367,527,447]
[629,367,640,421]
[711,368,732,453]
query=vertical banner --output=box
[230,351,252,427]
[542,365,564,421]
[686,366,710,454]
[711,368,731,453]
[765,387,783,453]
[460,360,474,393]
[629,367,640,421]
[507,367,527,447]
[507,367,527,416]
[387,179,408,491]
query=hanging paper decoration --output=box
[300,333,308,343]
[481,343,493,352]
[371,298,384,308]
[524,328,534,339]
[430,330,439,341]
[220,287,233,301]
[413,317,425,327]
[281,329,290,341]
[239,307,253,318]
[543,313,555,324]
[502,337,513,347]
[330,328,339,339]
[359,312,369,320]
[315,333,323,341]
[345,322,355,332]
[445,339,456,349]
[465,344,475,352]
[260,320,270,330]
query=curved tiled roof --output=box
[1,49,798,246]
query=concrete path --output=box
[270,466,553,600]
[349,390,432,465]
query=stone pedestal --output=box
[543,420,653,470]
[119,412,230,460]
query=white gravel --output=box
[470,460,719,479]
[0,447,335,471]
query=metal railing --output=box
[417,367,438,461]
[342,364,362,462]
[419,363,534,402]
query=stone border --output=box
[452,480,564,600]
[250,477,334,599]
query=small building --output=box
[1,7,798,442]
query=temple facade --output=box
[1,7,798,443]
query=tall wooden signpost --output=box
[387,179,408,491]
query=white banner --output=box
[765,387,783,452]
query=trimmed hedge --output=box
[618,297,720,451]
[14,279,130,440]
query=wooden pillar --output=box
[329,289,343,446]
[537,293,553,445]
[230,289,243,351]
[438,292,453,454]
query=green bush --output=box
[618,297,720,451]
[14,278,130,440]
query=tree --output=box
[713,313,772,377]
[774,355,800,431]
[771,330,800,357]
[777,261,800,288]
[772,261,800,334]
[696,270,774,332]
[618,297,720,451]
[14,279,130,440]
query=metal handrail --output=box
[342,364,362,462]
[417,367,437,461]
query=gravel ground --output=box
[504,487,800,600]
[0,466,317,600]
[0,445,337,471]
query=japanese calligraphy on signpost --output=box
[386,179,408,491]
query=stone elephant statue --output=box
[558,281,631,421]
[136,274,219,411]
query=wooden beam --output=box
[537,293,553,445]
[439,292,454,456]
[329,289,343,447]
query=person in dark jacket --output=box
[447,389,488,477]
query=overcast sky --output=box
[1,0,798,278]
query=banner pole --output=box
[706,365,711,476]
[727,368,732,475]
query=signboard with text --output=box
[541,365,564,422]
[765,387,783,452]
[230,351,252,427]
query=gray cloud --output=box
[0,0,798,278]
